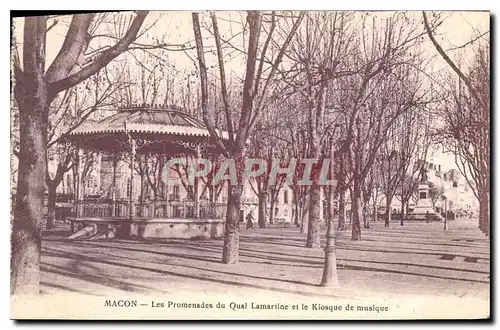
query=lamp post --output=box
[320,124,341,287]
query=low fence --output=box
[75,200,227,220]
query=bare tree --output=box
[280,100,311,231]
[336,13,434,240]
[423,11,490,235]
[380,141,403,228]
[247,132,271,228]
[143,154,164,216]
[332,117,351,231]
[11,12,149,294]
[428,181,444,209]
[396,111,432,226]
[192,11,304,264]
[45,65,127,229]
[247,101,291,228]
[198,156,227,204]
[285,12,354,248]
[370,171,383,224]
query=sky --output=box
[11,11,490,173]
[12,11,489,75]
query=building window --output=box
[173,185,180,200]
[126,178,131,197]
[86,177,93,189]
[284,190,289,204]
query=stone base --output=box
[412,205,435,214]
[68,217,225,240]
[129,219,225,239]
[406,211,443,222]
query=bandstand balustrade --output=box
[75,199,227,220]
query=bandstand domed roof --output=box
[70,105,224,137]
[65,105,228,155]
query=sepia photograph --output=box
[9,9,490,320]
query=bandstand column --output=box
[75,148,84,218]
[129,139,136,219]
[111,154,117,217]
[194,144,201,218]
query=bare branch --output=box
[422,11,488,113]
[49,11,149,96]
[446,31,489,52]
[192,12,229,156]
[211,12,235,144]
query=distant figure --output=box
[426,210,430,223]
[246,211,255,229]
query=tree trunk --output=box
[258,193,267,228]
[11,119,46,294]
[338,189,346,230]
[351,179,362,240]
[363,201,369,229]
[400,200,405,226]
[269,196,276,225]
[209,185,215,203]
[138,174,144,217]
[46,183,57,230]
[385,196,392,228]
[222,184,242,264]
[362,205,367,229]
[363,189,371,229]
[479,192,489,237]
[306,182,321,248]
[152,191,157,217]
[320,187,338,286]
[293,196,300,227]
[11,97,48,295]
[301,206,308,233]
[11,130,45,294]
[11,16,49,295]
[193,170,199,218]
[301,194,309,233]
[12,13,148,294]
[478,203,482,232]
[484,195,490,237]
[215,185,223,202]
[372,201,378,223]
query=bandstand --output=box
[63,104,229,240]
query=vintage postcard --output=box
[10,10,490,320]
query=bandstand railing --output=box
[75,199,227,220]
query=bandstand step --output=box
[89,228,116,240]
[68,226,96,240]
